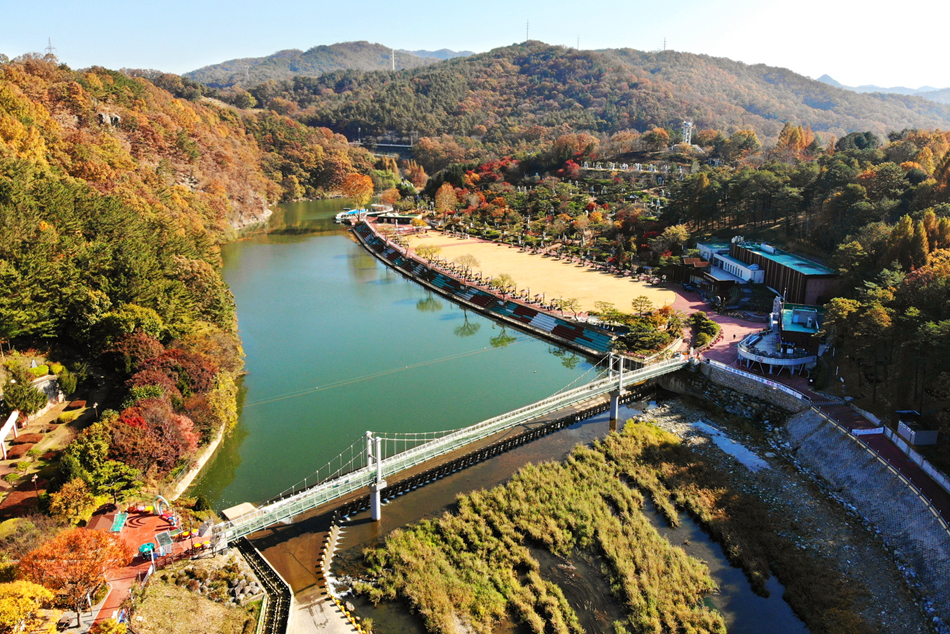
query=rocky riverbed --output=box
[642,398,938,634]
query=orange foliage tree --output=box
[340,173,374,208]
[20,529,132,627]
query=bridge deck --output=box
[247,393,615,594]
[216,359,687,543]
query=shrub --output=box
[48,363,64,375]
[6,445,35,459]
[694,332,712,348]
[193,494,211,512]
[2,382,47,416]
[58,411,81,424]
[90,618,126,634]
[57,369,77,396]
[28,365,50,377]
[14,434,44,444]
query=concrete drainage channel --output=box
[315,384,657,626]
[236,538,292,634]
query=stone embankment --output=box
[658,361,804,423]
[659,362,950,628]
[785,408,950,625]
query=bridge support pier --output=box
[609,390,621,431]
[370,480,387,521]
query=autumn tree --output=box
[20,529,132,628]
[453,254,480,276]
[435,183,458,216]
[379,188,401,207]
[642,127,670,151]
[491,273,516,294]
[415,244,442,261]
[0,580,57,633]
[559,297,581,318]
[340,173,374,208]
[49,479,96,525]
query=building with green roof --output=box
[729,238,837,304]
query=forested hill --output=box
[238,42,950,154]
[185,41,440,88]
[0,54,374,345]
[601,48,950,139]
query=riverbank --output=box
[644,398,935,634]
[330,396,935,634]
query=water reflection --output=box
[549,346,583,370]
[453,310,481,338]
[266,198,353,235]
[489,324,518,348]
[415,294,443,313]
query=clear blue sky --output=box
[2,0,947,89]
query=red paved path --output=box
[92,510,206,626]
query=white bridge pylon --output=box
[214,356,687,543]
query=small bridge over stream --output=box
[213,355,688,545]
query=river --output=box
[190,199,595,509]
[192,199,807,633]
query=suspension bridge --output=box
[212,354,688,545]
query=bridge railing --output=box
[215,357,687,542]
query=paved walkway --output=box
[92,510,205,627]
[670,288,764,364]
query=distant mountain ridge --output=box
[185,42,472,87]
[818,74,948,102]
[400,48,474,60]
[266,42,950,153]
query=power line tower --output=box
[391,48,395,71]
[44,37,57,59]
[526,20,529,42]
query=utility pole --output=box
[391,48,395,71]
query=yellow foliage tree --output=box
[340,173,374,208]
[0,580,57,633]
[49,478,95,524]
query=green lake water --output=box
[190,200,595,509]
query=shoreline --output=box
[162,420,229,501]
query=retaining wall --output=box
[786,408,950,617]
[657,364,800,423]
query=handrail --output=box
[215,358,687,542]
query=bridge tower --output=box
[366,432,387,521]
[608,354,625,430]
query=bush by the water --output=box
[358,424,725,634]
[359,421,873,634]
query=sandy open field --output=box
[407,233,676,314]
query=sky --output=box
[3,0,949,89]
